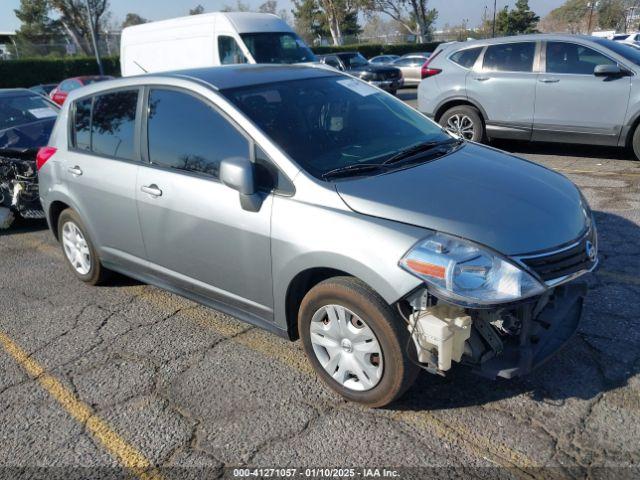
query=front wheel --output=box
[298,277,419,407]
[439,105,485,142]
[631,123,640,160]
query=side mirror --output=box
[219,156,261,212]
[594,64,622,77]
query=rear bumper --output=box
[471,281,587,379]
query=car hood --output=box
[349,65,400,75]
[335,143,590,256]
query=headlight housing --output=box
[400,232,545,306]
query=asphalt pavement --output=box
[0,88,638,479]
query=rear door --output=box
[533,41,631,145]
[466,41,539,139]
[65,88,146,261]
[135,87,274,319]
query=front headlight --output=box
[400,232,545,306]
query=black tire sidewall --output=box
[57,209,103,284]
[440,105,485,143]
[298,278,417,407]
[632,125,640,160]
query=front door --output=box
[466,41,539,139]
[533,41,631,145]
[136,87,273,319]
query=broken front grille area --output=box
[517,228,597,284]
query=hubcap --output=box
[61,221,91,275]
[309,305,383,392]
[445,114,475,140]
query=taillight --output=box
[421,50,443,79]
[36,146,57,170]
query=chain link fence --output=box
[0,33,121,60]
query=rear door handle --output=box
[539,78,560,83]
[141,184,162,197]
[67,166,82,176]
[474,76,490,82]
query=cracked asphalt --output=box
[0,88,639,479]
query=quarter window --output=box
[72,98,92,151]
[91,90,138,160]
[218,36,248,65]
[546,42,616,74]
[483,42,536,72]
[147,89,249,179]
[450,47,483,68]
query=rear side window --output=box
[146,89,249,179]
[70,89,139,160]
[483,42,536,72]
[73,98,92,151]
[218,36,248,65]
[450,47,483,68]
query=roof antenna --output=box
[133,60,148,73]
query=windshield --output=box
[240,32,316,64]
[0,93,58,131]
[339,53,369,67]
[594,38,640,66]
[221,75,452,179]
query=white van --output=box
[120,12,316,76]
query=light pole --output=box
[492,0,497,37]
[84,0,104,75]
[587,1,599,34]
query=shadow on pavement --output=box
[491,139,635,161]
[0,217,48,237]
[394,210,640,411]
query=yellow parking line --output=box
[0,331,163,480]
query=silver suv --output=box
[418,34,640,159]
[38,65,597,407]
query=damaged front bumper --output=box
[0,149,45,229]
[404,280,588,380]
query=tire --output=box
[632,123,640,160]
[298,276,419,407]
[57,209,110,285]
[439,105,485,142]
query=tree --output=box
[292,0,327,44]
[539,0,591,33]
[49,0,110,56]
[121,13,147,29]
[598,0,627,30]
[221,1,250,12]
[13,0,64,56]
[189,4,205,15]
[317,0,359,45]
[360,0,438,43]
[259,0,278,14]
[493,0,539,35]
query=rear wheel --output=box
[631,123,640,160]
[298,276,419,407]
[57,209,110,285]
[439,105,485,142]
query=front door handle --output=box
[141,184,162,197]
[67,166,83,176]
[539,78,560,83]
[474,76,490,82]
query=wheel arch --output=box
[48,200,71,240]
[434,98,488,124]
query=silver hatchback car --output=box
[38,65,597,407]
[418,34,640,159]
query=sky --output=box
[0,0,564,33]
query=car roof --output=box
[75,64,342,94]
[0,88,41,97]
[444,33,607,51]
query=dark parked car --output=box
[29,83,58,97]
[318,52,403,94]
[49,76,114,105]
[0,89,59,228]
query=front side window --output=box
[147,89,249,179]
[338,53,369,67]
[91,90,138,160]
[594,38,640,66]
[72,98,92,151]
[240,32,315,64]
[323,56,342,69]
[221,75,451,180]
[218,36,248,65]
[450,47,483,69]
[483,42,536,72]
[546,42,616,74]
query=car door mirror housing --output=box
[594,64,622,76]
[219,156,261,212]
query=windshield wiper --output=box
[322,162,386,180]
[382,138,462,167]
